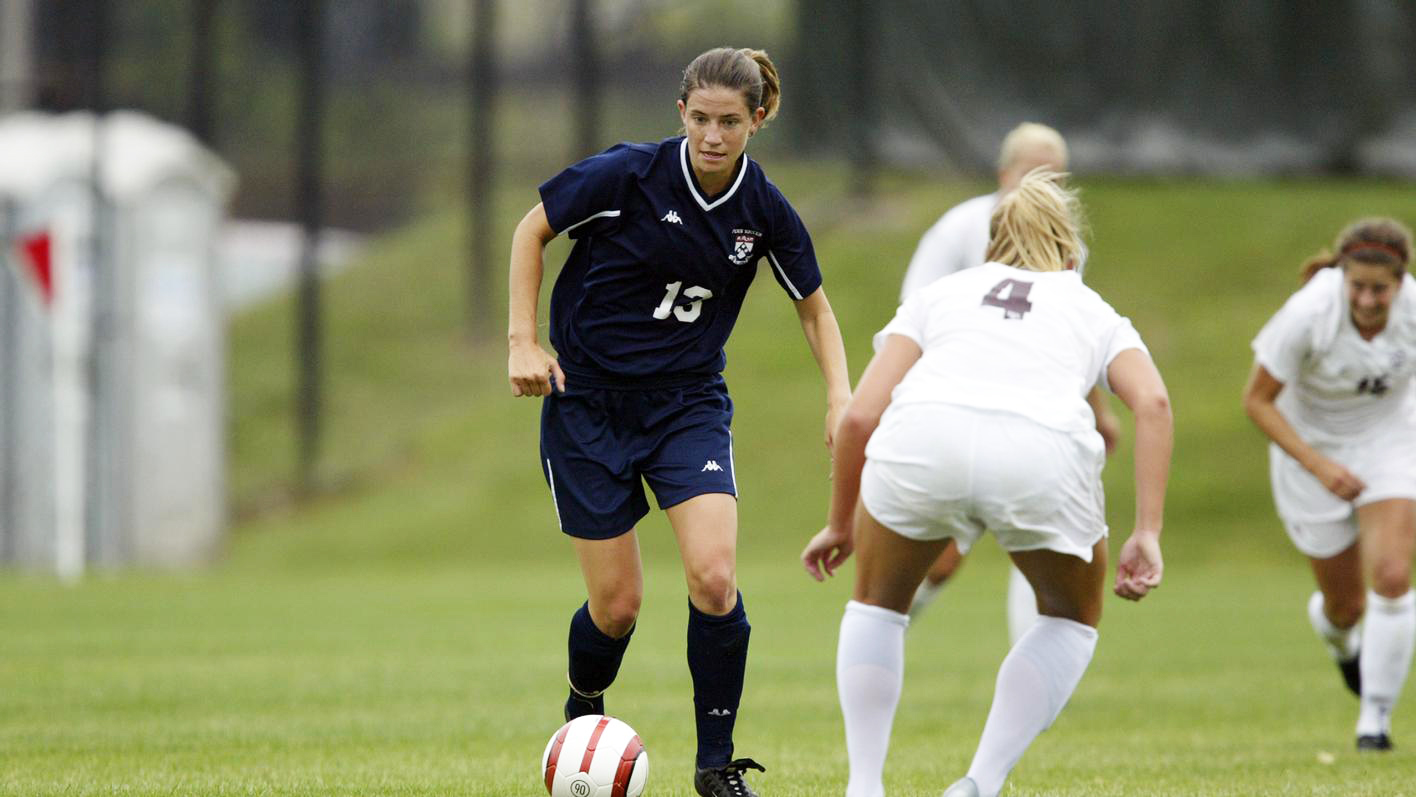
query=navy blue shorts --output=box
[540,377,737,539]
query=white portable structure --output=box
[0,111,235,576]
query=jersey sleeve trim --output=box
[560,209,622,235]
[767,249,805,300]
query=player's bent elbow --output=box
[1240,393,1269,425]
[1131,390,1172,427]
[838,407,881,442]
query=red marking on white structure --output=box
[18,232,53,305]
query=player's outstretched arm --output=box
[801,334,920,581]
[793,287,852,450]
[1241,362,1365,501]
[1106,348,1172,600]
[507,203,566,397]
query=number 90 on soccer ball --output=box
[542,715,648,797]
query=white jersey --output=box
[1252,267,1416,446]
[873,262,1147,436]
[899,193,996,300]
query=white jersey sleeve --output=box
[1097,317,1148,392]
[899,193,996,300]
[1251,269,1336,385]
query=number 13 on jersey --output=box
[653,280,714,323]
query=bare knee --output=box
[1370,560,1412,600]
[1325,592,1366,628]
[925,544,963,586]
[590,590,642,638]
[687,564,738,615]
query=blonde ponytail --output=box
[985,168,1085,273]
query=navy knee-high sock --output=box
[567,602,633,707]
[687,591,751,769]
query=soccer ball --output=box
[541,714,648,797]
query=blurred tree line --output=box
[21,0,1416,236]
[29,0,458,231]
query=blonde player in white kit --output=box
[802,170,1173,797]
[1243,217,1416,752]
[901,123,1122,645]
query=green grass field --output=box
[5,169,1416,795]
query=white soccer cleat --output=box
[940,777,980,797]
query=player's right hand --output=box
[508,341,566,397]
[801,524,853,582]
[1311,457,1365,502]
[1114,530,1162,601]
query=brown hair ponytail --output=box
[680,47,781,128]
[1300,217,1412,284]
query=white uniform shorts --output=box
[1269,428,1416,559]
[859,403,1108,562]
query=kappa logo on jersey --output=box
[702,460,724,472]
[661,210,683,225]
[729,228,762,266]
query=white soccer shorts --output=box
[860,403,1107,561]
[1269,427,1416,559]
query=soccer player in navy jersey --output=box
[507,47,850,797]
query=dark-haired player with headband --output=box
[1243,217,1416,751]
[508,46,850,796]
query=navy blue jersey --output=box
[539,136,822,385]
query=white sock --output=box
[1006,565,1039,646]
[1357,590,1415,737]
[966,616,1098,797]
[1307,590,1359,661]
[837,600,909,797]
[908,578,944,619]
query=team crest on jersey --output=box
[729,228,762,266]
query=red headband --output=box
[1341,241,1407,263]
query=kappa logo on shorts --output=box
[661,210,683,225]
[707,708,732,716]
[702,460,724,472]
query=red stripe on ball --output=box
[544,723,571,794]
[579,716,611,773]
[611,735,643,797]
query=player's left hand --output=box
[1114,530,1162,600]
[801,524,853,581]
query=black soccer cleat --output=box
[563,689,604,721]
[694,757,765,797]
[1338,654,1361,697]
[1357,733,1393,752]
